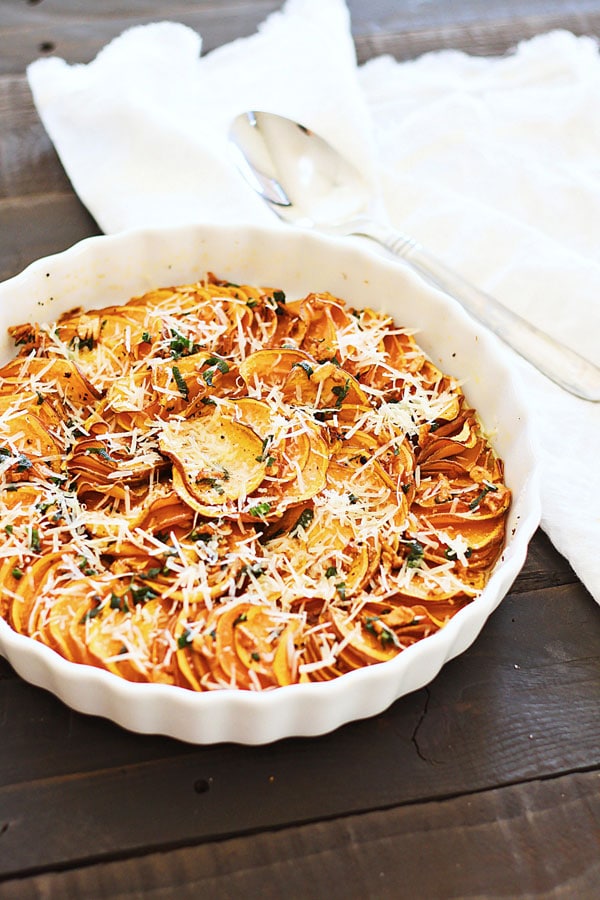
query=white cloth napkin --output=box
[27,0,600,601]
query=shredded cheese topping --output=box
[0,275,510,691]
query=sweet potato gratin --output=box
[0,275,510,690]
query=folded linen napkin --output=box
[27,0,600,601]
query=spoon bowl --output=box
[229,110,600,401]
[229,111,371,228]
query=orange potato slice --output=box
[0,410,63,479]
[83,597,174,684]
[214,602,255,688]
[329,605,399,666]
[9,553,64,635]
[239,348,314,390]
[0,357,101,410]
[242,425,329,518]
[159,409,267,506]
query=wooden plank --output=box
[0,194,100,282]
[0,579,597,877]
[411,585,600,782]
[0,76,72,201]
[2,0,600,74]
[2,769,599,897]
[0,3,598,891]
[511,528,577,592]
[356,10,600,63]
[0,1,280,75]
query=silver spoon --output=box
[229,110,600,402]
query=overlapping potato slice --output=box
[105,522,251,606]
[292,293,350,360]
[0,274,511,692]
[0,401,64,481]
[80,595,176,684]
[239,347,312,389]
[0,390,64,435]
[174,600,306,691]
[67,422,167,501]
[9,553,72,636]
[159,408,267,512]
[0,357,101,411]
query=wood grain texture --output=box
[0,1,599,893]
[2,770,599,899]
[1,570,597,878]
[2,0,600,73]
[0,193,100,280]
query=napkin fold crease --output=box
[26,0,600,601]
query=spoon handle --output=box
[357,220,600,402]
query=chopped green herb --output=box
[325,566,337,578]
[168,328,199,359]
[172,365,189,400]
[272,290,286,304]
[30,528,41,553]
[129,583,158,605]
[445,546,472,561]
[77,556,96,576]
[11,567,23,580]
[256,434,274,463]
[190,531,213,543]
[290,508,314,536]
[141,331,152,343]
[364,616,397,645]
[406,540,424,568]
[292,360,314,378]
[15,454,32,472]
[469,484,498,510]
[80,605,101,624]
[197,476,225,495]
[331,379,350,408]
[249,501,271,517]
[317,355,341,367]
[335,582,347,601]
[204,355,229,374]
[76,335,95,352]
[86,446,111,462]
[242,563,266,578]
[177,629,193,649]
[110,593,129,612]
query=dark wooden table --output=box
[1,3,599,897]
